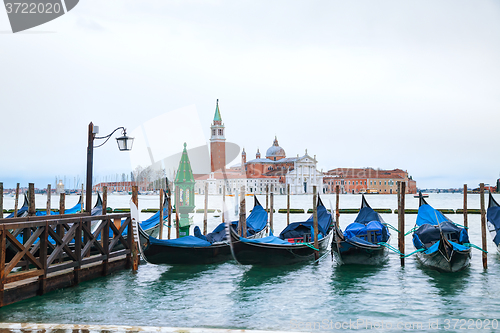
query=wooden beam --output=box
[269,184,274,234]
[46,185,51,217]
[240,186,246,237]
[131,186,139,271]
[28,183,35,216]
[167,184,172,240]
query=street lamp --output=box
[85,122,134,213]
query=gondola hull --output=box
[230,228,332,265]
[331,240,389,265]
[141,241,232,265]
[416,249,471,273]
[140,228,267,265]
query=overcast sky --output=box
[1,0,499,189]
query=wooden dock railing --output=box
[0,212,134,307]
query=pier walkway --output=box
[0,212,136,307]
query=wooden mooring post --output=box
[159,189,164,239]
[46,185,51,216]
[335,185,340,227]
[270,184,274,234]
[203,182,208,235]
[266,185,269,212]
[131,186,139,271]
[167,183,172,240]
[286,184,290,226]
[463,184,468,229]
[240,186,246,237]
[398,181,406,267]
[480,183,488,269]
[14,183,20,218]
[313,186,319,261]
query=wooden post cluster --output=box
[239,186,246,237]
[313,186,319,261]
[463,184,468,229]
[203,182,208,235]
[270,184,274,234]
[398,181,406,267]
[480,183,488,269]
[335,185,340,227]
[287,184,290,226]
[159,189,164,239]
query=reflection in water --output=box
[422,268,471,298]
[331,263,388,297]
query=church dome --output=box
[266,137,286,160]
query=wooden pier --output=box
[0,211,135,307]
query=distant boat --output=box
[331,195,390,265]
[487,193,500,254]
[414,193,429,198]
[411,193,471,272]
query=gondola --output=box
[331,195,390,265]
[228,196,333,265]
[138,196,268,265]
[412,193,471,272]
[35,195,83,216]
[487,193,500,253]
[5,194,29,218]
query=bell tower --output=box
[210,99,226,172]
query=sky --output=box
[1,0,499,190]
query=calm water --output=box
[1,193,499,332]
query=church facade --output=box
[194,100,323,195]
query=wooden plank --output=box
[4,228,43,274]
[4,269,44,284]
[102,217,110,276]
[81,255,107,266]
[46,184,51,217]
[47,261,78,274]
[38,221,48,295]
[108,249,130,259]
[46,223,78,265]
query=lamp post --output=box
[85,122,134,213]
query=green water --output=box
[0,194,499,332]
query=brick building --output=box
[323,168,417,194]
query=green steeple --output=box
[213,99,222,122]
[175,143,195,183]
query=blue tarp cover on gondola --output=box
[141,205,169,231]
[354,207,384,224]
[240,235,291,245]
[422,239,470,254]
[487,205,500,246]
[149,235,211,247]
[416,204,450,226]
[344,221,389,243]
[279,202,332,240]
